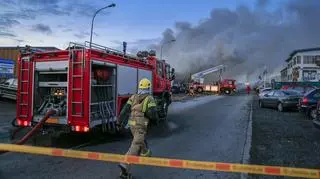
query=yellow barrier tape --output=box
[0,144,319,178]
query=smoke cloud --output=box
[150,0,320,83]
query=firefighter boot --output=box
[118,164,132,179]
[141,149,152,157]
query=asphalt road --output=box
[0,99,15,143]
[0,94,253,179]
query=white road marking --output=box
[241,102,253,179]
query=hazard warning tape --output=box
[0,143,319,178]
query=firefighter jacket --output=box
[118,94,158,127]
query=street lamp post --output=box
[89,3,116,48]
[160,39,175,60]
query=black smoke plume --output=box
[149,0,320,83]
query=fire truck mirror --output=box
[149,50,156,56]
[123,41,127,54]
[170,68,175,80]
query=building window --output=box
[303,70,317,81]
[297,56,301,64]
[303,55,320,64]
[293,57,296,65]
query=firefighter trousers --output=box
[120,123,150,172]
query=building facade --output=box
[280,67,288,82]
[284,48,320,82]
[0,46,59,76]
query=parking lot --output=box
[249,95,320,178]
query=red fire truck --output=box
[16,42,175,134]
[188,65,236,95]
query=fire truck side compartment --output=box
[117,65,138,96]
[90,61,116,128]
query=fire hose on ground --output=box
[0,110,56,155]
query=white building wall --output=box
[286,50,320,82]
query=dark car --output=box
[281,86,316,96]
[298,88,320,120]
[259,90,302,112]
[171,83,187,94]
[313,101,320,129]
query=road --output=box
[0,99,15,143]
[0,94,252,179]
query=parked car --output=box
[258,87,272,97]
[281,85,316,96]
[298,88,320,120]
[0,78,17,100]
[313,101,320,129]
[171,83,187,94]
[259,90,302,112]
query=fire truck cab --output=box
[16,42,175,133]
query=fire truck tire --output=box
[222,88,231,95]
[197,87,203,93]
[162,101,169,121]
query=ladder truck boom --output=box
[191,65,225,83]
[188,64,236,95]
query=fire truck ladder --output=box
[18,57,31,118]
[69,44,85,117]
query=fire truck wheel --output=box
[223,89,231,95]
[162,101,168,121]
[197,87,203,93]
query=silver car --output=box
[258,88,272,98]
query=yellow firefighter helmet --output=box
[139,78,151,89]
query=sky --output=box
[5,0,318,83]
[0,0,277,50]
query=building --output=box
[280,66,288,82]
[284,48,320,82]
[0,46,60,76]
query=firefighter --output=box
[188,85,195,96]
[246,84,251,95]
[116,78,159,178]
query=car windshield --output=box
[261,88,271,92]
[282,90,300,95]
